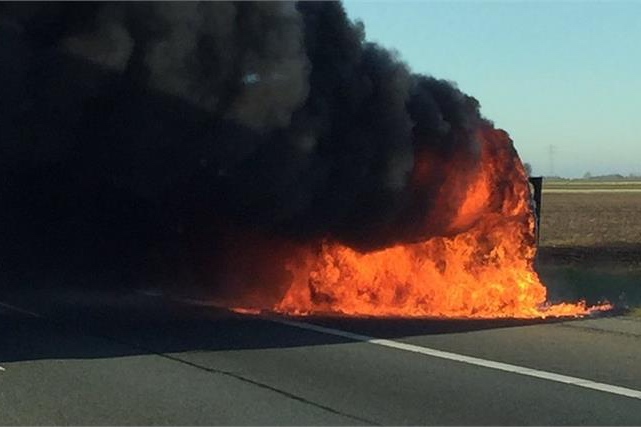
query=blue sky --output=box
[343,1,640,178]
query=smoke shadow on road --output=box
[0,285,608,365]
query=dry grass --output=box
[544,181,641,191]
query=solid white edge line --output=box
[144,293,641,401]
[271,318,641,401]
[0,301,41,318]
[0,366,5,371]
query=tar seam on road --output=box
[271,318,641,401]
[0,297,379,426]
[153,352,379,425]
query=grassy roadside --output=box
[542,178,641,191]
[535,189,641,314]
[537,262,641,308]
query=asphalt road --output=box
[1,287,640,425]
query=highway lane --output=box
[0,295,364,425]
[1,287,640,425]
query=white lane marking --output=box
[272,318,641,401]
[137,289,164,298]
[0,301,41,318]
[0,301,38,374]
[144,293,641,401]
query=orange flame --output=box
[272,128,610,318]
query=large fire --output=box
[268,128,609,318]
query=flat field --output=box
[535,184,641,309]
[539,192,641,248]
[543,179,641,192]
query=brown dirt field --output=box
[539,192,641,248]
[535,191,641,307]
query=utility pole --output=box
[548,144,556,177]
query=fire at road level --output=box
[261,128,610,318]
[0,3,612,318]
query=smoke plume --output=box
[0,2,522,296]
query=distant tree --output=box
[524,162,533,176]
[583,171,592,179]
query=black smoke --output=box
[0,2,491,291]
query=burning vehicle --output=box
[0,2,609,318]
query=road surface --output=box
[1,287,640,425]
